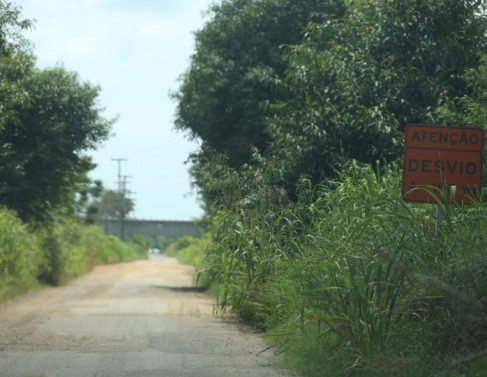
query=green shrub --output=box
[37,218,147,285]
[156,236,180,251]
[164,237,193,254]
[165,235,210,268]
[0,208,45,302]
[199,163,487,376]
[130,234,153,251]
[0,207,148,300]
[91,231,147,265]
[37,218,92,285]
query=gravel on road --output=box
[0,255,296,377]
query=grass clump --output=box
[188,163,487,376]
[0,210,148,299]
[37,217,148,285]
[0,208,45,302]
[165,234,213,286]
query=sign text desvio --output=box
[402,124,485,204]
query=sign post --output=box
[402,124,484,204]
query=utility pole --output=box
[121,174,134,228]
[112,158,128,240]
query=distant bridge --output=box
[98,219,202,241]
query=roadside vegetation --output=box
[170,163,487,376]
[0,1,147,304]
[196,164,487,376]
[171,0,487,375]
[0,208,148,303]
[164,234,212,279]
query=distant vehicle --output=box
[150,248,161,254]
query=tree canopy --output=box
[0,0,34,127]
[90,189,135,221]
[175,0,487,206]
[0,2,114,222]
[173,0,346,170]
[265,0,487,191]
[0,67,113,221]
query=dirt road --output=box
[0,255,295,377]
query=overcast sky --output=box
[17,0,215,220]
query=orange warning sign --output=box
[402,124,484,204]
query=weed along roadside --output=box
[169,0,487,372]
[170,163,487,377]
[0,212,150,304]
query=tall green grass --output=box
[0,210,148,300]
[164,234,215,288]
[196,163,487,376]
[37,217,148,285]
[0,208,45,302]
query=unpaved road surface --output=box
[0,255,295,377]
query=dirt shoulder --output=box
[0,255,296,377]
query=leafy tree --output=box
[0,0,34,127]
[432,55,487,131]
[173,0,346,170]
[75,178,104,224]
[0,67,113,222]
[91,189,134,221]
[265,0,487,192]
